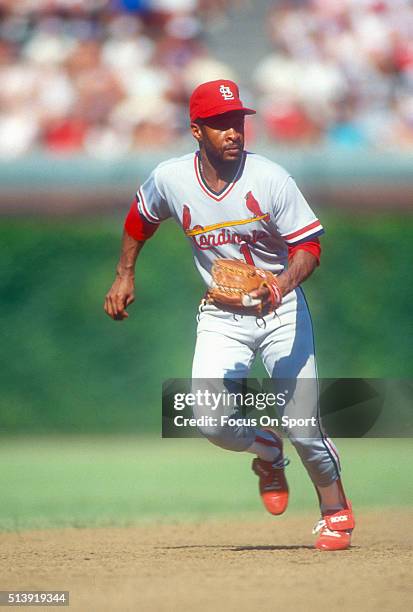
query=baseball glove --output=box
[206,258,282,316]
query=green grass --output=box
[0,436,411,531]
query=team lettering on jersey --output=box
[182,191,270,251]
[134,152,324,285]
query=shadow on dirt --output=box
[160,544,315,551]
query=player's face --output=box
[191,112,245,163]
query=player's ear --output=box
[191,121,203,143]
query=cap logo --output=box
[219,85,235,101]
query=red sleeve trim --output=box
[282,220,324,243]
[288,238,321,265]
[137,187,161,224]
[124,199,159,241]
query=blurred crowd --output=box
[0,0,242,157]
[0,0,412,157]
[254,0,413,149]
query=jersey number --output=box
[240,243,255,265]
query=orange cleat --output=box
[313,503,355,551]
[251,431,289,516]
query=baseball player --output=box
[104,79,355,551]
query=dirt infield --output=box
[1,510,411,612]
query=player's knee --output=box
[197,423,252,452]
[196,422,224,441]
[197,424,237,449]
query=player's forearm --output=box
[277,250,318,296]
[116,230,146,278]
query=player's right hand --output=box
[104,275,135,321]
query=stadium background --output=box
[0,1,412,611]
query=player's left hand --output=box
[208,259,283,315]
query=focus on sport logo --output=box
[219,85,234,100]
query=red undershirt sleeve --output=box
[288,238,322,265]
[124,199,160,241]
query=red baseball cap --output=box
[189,79,256,122]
